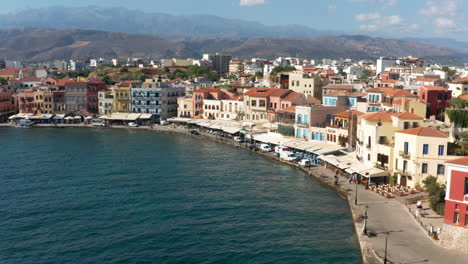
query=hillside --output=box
[0,28,465,63]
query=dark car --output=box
[249,145,260,151]
[190,130,200,135]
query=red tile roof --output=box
[361,112,395,121]
[334,109,364,118]
[459,94,468,101]
[393,98,416,105]
[283,91,302,101]
[284,105,296,112]
[0,67,24,76]
[446,157,468,166]
[393,112,424,119]
[368,88,416,97]
[244,87,279,98]
[228,95,244,101]
[452,77,468,83]
[396,127,448,138]
[323,84,354,90]
[421,85,448,91]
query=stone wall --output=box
[439,223,468,253]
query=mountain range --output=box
[0,6,467,64]
[0,28,464,63]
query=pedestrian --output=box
[349,177,352,184]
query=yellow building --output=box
[394,127,454,187]
[393,98,427,119]
[33,90,54,114]
[112,83,131,113]
[177,96,194,118]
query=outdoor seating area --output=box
[369,184,419,198]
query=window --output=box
[368,154,371,161]
[464,178,468,195]
[437,164,444,175]
[251,100,256,107]
[403,160,407,172]
[438,145,444,156]
[404,142,409,154]
[422,163,428,174]
[454,212,460,224]
[423,144,429,155]
[259,100,266,107]
[465,215,468,226]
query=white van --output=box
[275,146,289,154]
[260,144,272,152]
[280,151,296,162]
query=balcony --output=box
[375,162,389,171]
[397,169,412,177]
[399,151,411,159]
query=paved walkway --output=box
[311,166,468,264]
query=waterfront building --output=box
[419,85,452,120]
[356,112,424,170]
[393,127,451,187]
[33,89,54,114]
[202,99,222,119]
[87,80,106,114]
[65,81,88,114]
[440,156,468,253]
[112,82,132,113]
[392,98,427,118]
[322,84,355,95]
[98,90,113,115]
[294,105,350,141]
[0,88,15,122]
[130,79,185,122]
[220,96,244,120]
[52,91,66,114]
[322,91,365,109]
[192,88,234,118]
[17,89,36,114]
[177,96,194,118]
[325,110,364,147]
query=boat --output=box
[19,119,35,127]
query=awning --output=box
[139,114,153,119]
[358,167,388,178]
[85,116,93,120]
[29,115,43,120]
[53,114,65,119]
[74,116,81,119]
[222,127,241,134]
[106,113,129,120]
[64,116,74,120]
[8,115,17,119]
[123,113,141,121]
[168,117,191,123]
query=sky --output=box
[3,0,468,41]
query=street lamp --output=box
[355,174,358,205]
[384,232,389,264]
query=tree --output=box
[255,71,263,79]
[102,75,115,85]
[270,66,296,77]
[422,176,446,215]
[441,66,457,76]
[174,70,188,80]
[0,77,7,85]
[207,72,220,82]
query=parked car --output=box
[249,145,260,151]
[19,119,34,127]
[128,122,139,127]
[190,130,200,135]
[280,151,296,162]
[275,146,289,154]
[233,136,244,143]
[260,144,272,152]
[299,159,312,167]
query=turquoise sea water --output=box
[0,128,361,264]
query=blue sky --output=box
[3,0,468,40]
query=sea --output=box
[0,128,361,264]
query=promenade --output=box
[312,166,468,264]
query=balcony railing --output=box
[375,163,389,170]
[399,151,411,159]
[397,169,412,177]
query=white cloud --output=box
[355,12,380,21]
[360,24,378,31]
[419,0,467,34]
[240,0,266,6]
[348,0,397,8]
[387,15,402,25]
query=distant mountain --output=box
[404,37,468,53]
[0,6,333,39]
[0,28,465,63]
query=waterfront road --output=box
[313,166,468,264]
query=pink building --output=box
[0,87,15,122]
[16,89,36,114]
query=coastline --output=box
[0,123,371,263]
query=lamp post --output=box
[355,174,358,205]
[384,232,389,264]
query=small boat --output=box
[19,119,35,127]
